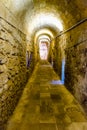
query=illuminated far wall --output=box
[39,40,49,60]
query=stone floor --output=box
[6,60,87,130]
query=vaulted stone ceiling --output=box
[0,1,87,127]
[0,0,87,42]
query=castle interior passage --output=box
[0,0,87,130]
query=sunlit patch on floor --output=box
[50,80,64,85]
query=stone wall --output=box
[53,21,87,112]
[0,17,27,127]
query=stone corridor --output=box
[0,0,87,130]
[6,61,87,130]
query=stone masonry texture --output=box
[52,21,87,113]
[0,17,27,127]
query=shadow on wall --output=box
[26,51,33,68]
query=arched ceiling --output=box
[1,0,87,43]
[34,29,54,44]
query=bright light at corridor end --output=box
[39,40,48,60]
